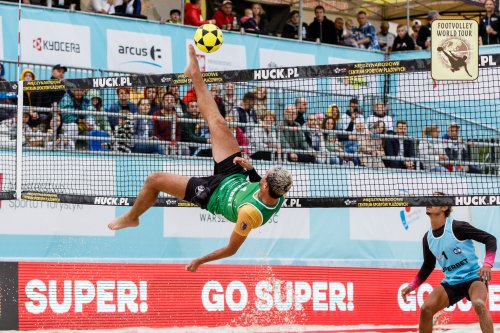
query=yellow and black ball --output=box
[194,24,224,53]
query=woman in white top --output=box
[418,125,448,172]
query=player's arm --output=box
[453,220,497,281]
[401,233,436,301]
[233,156,261,182]
[185,205,261,272]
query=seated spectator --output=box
[322,117,344,165]
[87,89,111,132]
[294,97,308,126]
[152,92,181,144]
[43,113,76,150]
[417,11,439,50]
[325,103,341,128]
[280,104,315,163]
[442,123,473,173]
[114,0,143,17]
[366,101,393,132]
[181,100,208,155]
[281,10,308,39]
[240,8,259,32]
[0,111,23,148]
[383,120,415,169]
[223,83,240,111]
[184,0,215,26]
[354,11,379,50]
[342,19,359,47]
[231,92,257,133]
[252,86,267,119]
[167,84,187,116]
[248,111,279,161]
[251,3,269,34]
[166,9,181,24]
[106,87,138,130]
[418,125,448,172]
[59,88,93,149]
[144,86,161,114]
[210,84,226,117]
[43,0,80,11]
[303,114,323,162]
[226,113,249,156]
[307,5,337,44]
[213,0,235,30]
[356,121,385,168]
[339,98,364,153]
[377,21,395,52]
[112,113,134,153]
[132,98,165,155]
[392,24,415,52]
[92,0,116,14]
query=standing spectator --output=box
[442,123,470,172]
[281,104,315,163]
[240,8,259,32]
[184,0,215,26]
[383,120,415,169]
[356,120,385,168]
[249,111,279,161]
[92,0,116,14]
[181,100,208,154]
[144,86,161,114]
[334,17,344,45]
[132,98,164,155]
[166,9,181,24]
[419,125,448,172]
[307,5,337,44]
[342,19,359,47]
[251,3,269,34]
[281,10,307,39]
[366,101,393,132]
[392,24,416,52]
[223,82,240,111]
[417,11,440,50]
[152,92,181,143]
[355,11,379,50]
[231,92,257,133]
[210,84,226,118]
[213,0,235,30]
[377,21,395,52]
[479,0,500,45]
[31,64,67,109]
[339,98,364,154]
[294,97,308,126]
[322,117,344,165]
[167,84,187,116]
[106,88,138,130]
[411,20,421,43]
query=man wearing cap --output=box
[377,21,395,52]
[213,0,235,30]
[417,10,440,50]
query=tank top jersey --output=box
[207,173,284,224]
[427,217,480,285]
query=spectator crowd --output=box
[0,62,484,175]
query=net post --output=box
[15,80,24,200]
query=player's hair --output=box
[267,166,292,199]
[434,191,452,216]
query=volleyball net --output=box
[0,55,499,207]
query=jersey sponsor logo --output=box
[92,77,132,88]
[442,258,469,272]
[94,197,130,206]
[253,68,299,80]
[453,247,462,254]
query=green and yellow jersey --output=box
[207,173,284,236]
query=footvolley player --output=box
[401,192,496,333]
[108,45,293,272]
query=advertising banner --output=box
[20,19,91,67]
[17,262,500,330]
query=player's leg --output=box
[418,285,449,333]
[184,44,240,163]
[468,280,493,333]
[108,172,190,230]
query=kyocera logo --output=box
[32,37,81,53]
[24,279,148,314]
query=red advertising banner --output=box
[17,263,500,330]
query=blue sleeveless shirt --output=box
[427,218,480,285]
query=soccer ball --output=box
[194,24,223,53]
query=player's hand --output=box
[479,264,492,282]
[233,156,253,170]
[400,284,414,302]
[185,259,201,272]
[184,45,200,79]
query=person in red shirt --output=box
[213,0,235,30]
[184,0,215,26]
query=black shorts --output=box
[441,278,486,306]
[184,152,245,209]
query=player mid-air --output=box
[401,192,496,333]
[108,44,293,272]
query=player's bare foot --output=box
[108,214,139,231]
[184,44,200,79]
